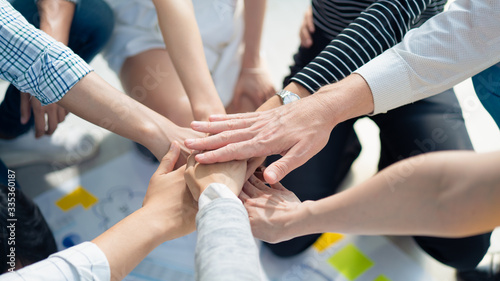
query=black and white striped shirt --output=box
[291,0,447,93]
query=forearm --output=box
[57,72,178,159]
[292,151,500,238]
[292,0,434,93]
[241,0,266,69]
[37,0,75,45]
[355,0,500,114]
[196,197,260,281]
[152,0,225,120]
[92,208,171,281]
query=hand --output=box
[143,142,198,241]
[167,127,205,167]
[239,175,303,243]
[185,152,247,201]
[185,96,335,184]
[229,67,276,112]
[300,6,315,48]
[20,92,68,138]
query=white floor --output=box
[1,0,499,280]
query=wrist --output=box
[241,51,262,69]
[283,200,315,240]
[315,74,374,124]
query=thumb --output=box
[20,92,32,124]
[264,146,306,184]
[157,142,180,174]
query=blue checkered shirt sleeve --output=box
[0,0,91,105]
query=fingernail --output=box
[191,121,202,127]
[267,171,277,183]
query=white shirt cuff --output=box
[355,48,415,115]
[198,183,241,210]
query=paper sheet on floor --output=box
[35,151,436,281]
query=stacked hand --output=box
[239,175,304,243]
[143,142,198,240]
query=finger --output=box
[264,145,308,184]
[242,181,261,198]
[208,111,260,122]
[190,118,255,135]
[57,105,67,123]
[45,106,59,135]
[157,142,181,174]
[31,100,46,138]
[246,157,265,180]
[185,129,254,151]
[300,24,313,48]
[307,11,315,33]
[194,140,260,164]
[19,92,31,124]
[248,175,269,191]
[270,181,287,191]
[238,190,251,201]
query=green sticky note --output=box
[327,244,374,280]
[373,275,392,281]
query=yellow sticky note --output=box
[328,244,374,280]
[374,275,392,281]
[56,186,98,211]
[313,233,344,252]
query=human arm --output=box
[151,0,225,120]
[186,74,373,183]
[0,143,196,281]
[19,0,76,137]
[241,151,500,243]
[292,0,438,93]
[229,0,275,112]
[354,0,500,114]
[183,153,261,280]
[0,3,196,160]
[93,142,197,281]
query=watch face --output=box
[283,93,300,104]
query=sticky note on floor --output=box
[313,233,344,252]
[373,275,392,281]
[56,186,98,211]
[328,243,374,280]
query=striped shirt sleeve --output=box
[0,0,91,105]
[291,0,437,93]
[0,242,110,281]
[355,0,500,114]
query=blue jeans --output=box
[472,63,500,129]
[0,0,114,139]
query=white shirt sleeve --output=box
[198,183,241,210]
[0,242,110,281]
[355,0,500,115]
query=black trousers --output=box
[265,29,491,271]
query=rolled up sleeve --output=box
[0,0,91,105]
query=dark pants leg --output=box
[0,0,114,139]
[265,26,490,270]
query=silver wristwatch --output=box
[275,90,300,105]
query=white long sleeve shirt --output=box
[355,0,500,115]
